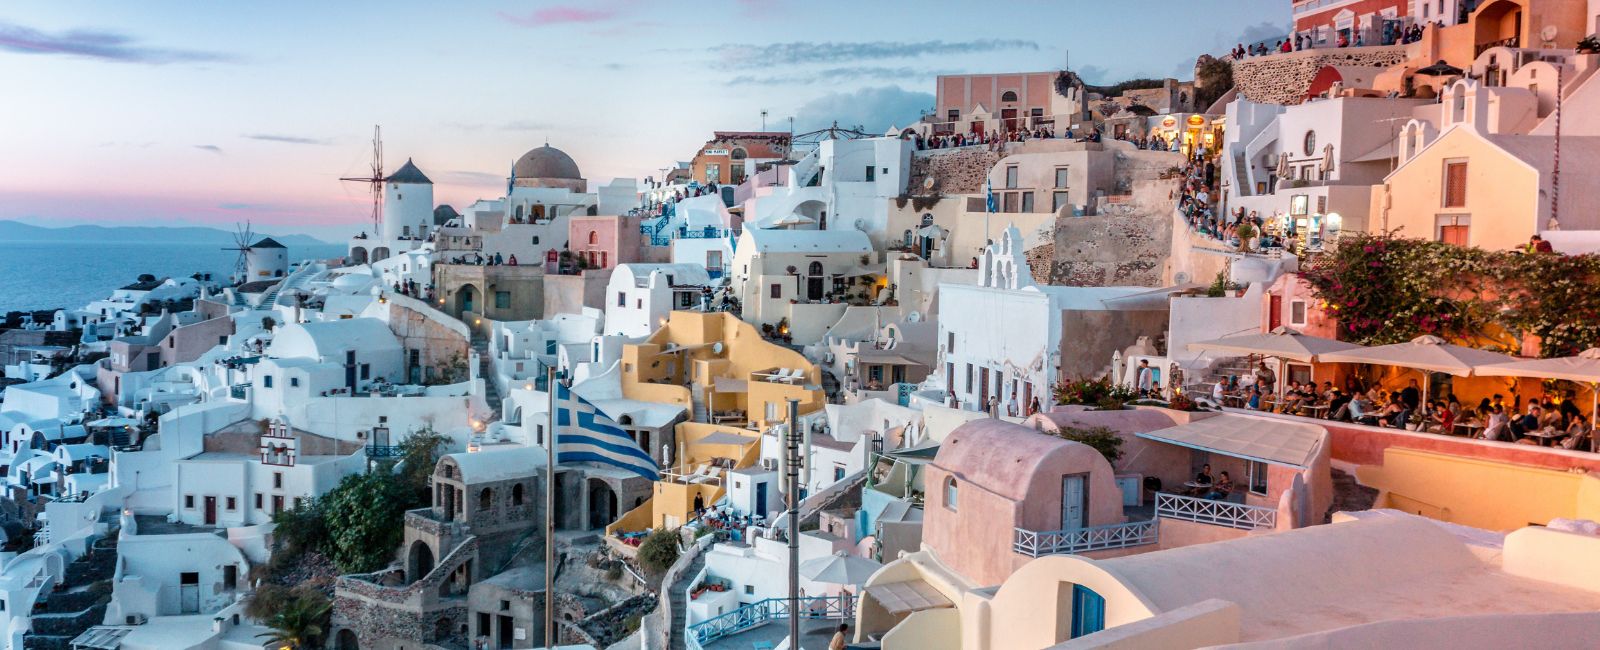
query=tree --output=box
[319,472,412,573]
[396,428,451,503]
[636,528,681,578]
[1050,424,1125,464]
[1193,56,1235,110]
[269,503,327,557]
[1235,222,1256,252]
[261,315,276,332]
[255,586,332,650]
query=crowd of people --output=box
[1226,21,1437,61]
[913,123,1081,151]
[1209,370,1596,451]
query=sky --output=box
[0,1,1288,241]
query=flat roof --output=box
[1136,413,1324,468]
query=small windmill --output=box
[340,125,384,237]
[223,221,256,284]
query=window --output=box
[946,331,954,353]
[289,377,299,388]
[1000,90,1018,102]
[1438,215,1470,246]
[273,472,283,489]
[255,493,263,509]
[1289,194,1310,217]
[1248,460,1269,495]
[1021,191,1035,213]
[946,109,959,122]
[1004,165,1018,189]
[1303,130,1317,156]
[865,166,875,181]
[834,465,846,481]
[1054,168,1069,188]
[1443,161,1468,207]
[479,488,493,509]
[965,363,974,392]
[531,235,540,245]
[184,494,195,509]
[512,483,525,505]
[944,477,958,510]
[1002,192,1018,213]
[705,163,720,183]
[360,364,371,380]
[294,497,304,509]
[1053,191,1070,213]
[616,292,626,307]
[770,283,782,299]
[225,496,237,511]
[744,585,755,595]
[223,565,238,591]
[1289,300,1308,326]
[262,375,273,389]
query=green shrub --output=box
[1050,424,1125,464]
[637,528,681,577]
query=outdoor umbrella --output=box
[1476,348,1600,435]
[1415,60,1464,77]
[85,417,139,428]
[767,213,816,229]
[1187,327,1365,405]
[1317,334,1519,413]
[799,551,883,587]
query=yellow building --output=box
[607,311,824,538]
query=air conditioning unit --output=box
[760,458,778,471]
[126,614,148,625]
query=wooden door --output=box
[203,496,217,525]
[1062,475,1086,530]
[1269,295,1283,330]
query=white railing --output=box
[1156,492,1277,530]
[1013,519,1159,558]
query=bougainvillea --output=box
[1300,232,1600,357]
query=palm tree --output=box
[255,592,332,650]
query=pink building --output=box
[567,215,642,272]
[932,71,1062,135]
[1262,273,1339,339]
[922,418,1125,587]
[97,299,235,405]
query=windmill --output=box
[340,125,384,237]
[222,221,256,284]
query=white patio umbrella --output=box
[1476,348,1600,435]
[768,213,816,229]
[799,551,883,587]
[1317,335,1520,415]
[85,417,139,428]
[1187,326,1364,405]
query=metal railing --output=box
[1013,519,1159,558]
[1156,492,1277,530]
[688,595,854,646]
[367,445,404,459]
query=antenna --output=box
[222,221,255,283]
[340,125,384,237]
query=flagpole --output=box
[545,366,557,650]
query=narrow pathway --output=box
[665,552,707,650]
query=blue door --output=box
[1071,584,1105,638]
[755,481,768,517]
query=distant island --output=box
[0,220,333,247]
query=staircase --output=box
[471,333,503,422]
[24,535,118,650]
[666,552,707,650]
[690,386,708,423]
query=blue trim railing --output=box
[688,595,854,646]
[1013,520,1158,557]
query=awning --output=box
[857,349,926,366]
[1316,335,1517,377]
[865,579,953,615]
[1135,413,1324,468]
[698,431,759,446]
[70,627,132,650]
[712,377,749,393]
[1187,326,1363,363]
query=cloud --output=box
[728,66,953,86]
[499,119,552,132]
[194,144,223,154]
[243,133,330,145]
[0,20,236,64]
[712,39,1036,67]
[498,6,617,27]
[1230,21,1289,48]
[792,85,933,134]
[1073,65,1114,86]
[436,170,506,186]
[219,202,273,210]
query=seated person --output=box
[1212,379,1227,402]
[1203,471,1234,500]
[1482,405,1510,441]
[1194,463,1214,486]
[1509,404,1542,436]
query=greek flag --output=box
[985,177,997,213]
[554,383,660,481]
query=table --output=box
[1523,429,1566,447]
[1453,422,1484,438]
[1183,481,1213,496]
[1300,404,1330,418]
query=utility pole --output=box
[762,109,769,132]
[785,397,802,649]
[1551,63,1563,230]
[545,367,559,649]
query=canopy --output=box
[864,579,953,615]
[768,213,816,228]
[1474,348,1600,383]
[1416,60,1464,76]
[1187,327,1363,363]
[697,431,759,446]
[1135,413,1324,468]
[800,551,883,586]
[85,417,139,428]
[1316,335,1516,377]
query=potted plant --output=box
[1579,35,1600,54]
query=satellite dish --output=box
[1174,271,1192,284]
[922,176,936,191]
[712,341,725,355]
[1540,25,1558,45]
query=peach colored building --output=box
[689,131,790,186]
[926,72,1080,137]
[567,214,641,271]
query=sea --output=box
[0,240,348,314]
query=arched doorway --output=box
[588,479,617,530]
[350,247,369,265]
[807,261,825,301]
[456,285,478,316]
[335,629,359,650]
[409,540,435,583]
[372,247,391,262]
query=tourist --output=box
[831,623,850,650]
[1212,378,1228,402]
[1204,471,1234,500]
[1482,404,1510,441]
[1136,359,1155,396]
[1525,234,1554,253]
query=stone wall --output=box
[1233,46,1411,106]
[907,147,1002,195]
[385,298,471,384]
[1048,210,1173,287]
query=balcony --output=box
[688,595,854,647]
[1012,519,1159,558]
[1155,492,1277,530]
